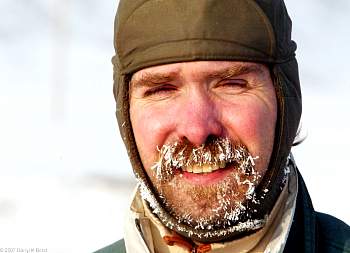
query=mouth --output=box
[179,162,235,185]
[151,137,258,185]
[181,161,226,173]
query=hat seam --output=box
[245,0,276,57]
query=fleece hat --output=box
[112,0,301,242]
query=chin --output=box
[155,170,254,229]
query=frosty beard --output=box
[149,137,262,231]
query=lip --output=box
[182,163,234,185]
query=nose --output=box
[176,90,223,147]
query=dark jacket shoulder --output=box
[284,170,350,253]
[93,239,126,253]
[316,212,350,253]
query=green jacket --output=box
[94,171,350,253]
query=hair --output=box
[292,122,307,146]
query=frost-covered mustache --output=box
[151,137,258,181]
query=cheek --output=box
[238,104,276,144]
[222,98,276,168]
[129,103,175,170]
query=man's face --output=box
[130,61,277,228]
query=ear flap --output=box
[253,60,302,218]
[113,62,158,206]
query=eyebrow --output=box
[207,64,265,80]
[130,64,265,89]
[130,72,176,89]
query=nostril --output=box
[178,121,224,147]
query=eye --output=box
[220,79,246,87]
[143,84,177,97]
[215,79,248,93]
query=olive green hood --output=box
[112,0,301,243]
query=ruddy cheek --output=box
[131,106,176,171]
[234,103,276,171]
[222,102,270,156]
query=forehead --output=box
[130,61,269,84]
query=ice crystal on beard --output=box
[203,161,262,230]
[150,137,262,230]
[139,138,276,240]
[139,177,266,240]
[281,155,291,188]
[151,137,258,182]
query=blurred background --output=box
[0,0,349,252]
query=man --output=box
[96,0,350,252]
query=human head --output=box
[113,0,302,242]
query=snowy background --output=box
[0,0,349,252]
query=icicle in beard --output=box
[146,136,265,232]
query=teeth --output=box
[187,165,193,172]
[202,165,212,173]
[219,161,226,169]
[212,164,221,171]
[182,163,224,173]
[193,165,202,174]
